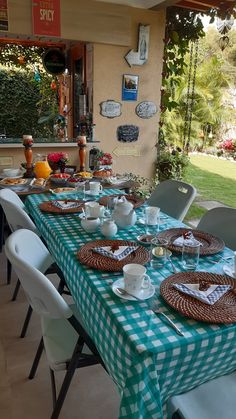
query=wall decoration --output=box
[32,0,61,37]
[125,24,150,67]
[113,146,141,157]
[43,49,66,75]
[136,101,157,119]
[122,74,138,101]
[117,125,139,143]
[100,100,122,118]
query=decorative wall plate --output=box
[117,125,139,143]
[100,100,122,118]
[136,101,157,119]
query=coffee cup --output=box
[123,263,151,297]
[89,181,103,195]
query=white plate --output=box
[30,178,47,189]
[223,265,236,279]
[85,190,102,197]
[112,278,155,301]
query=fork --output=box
[153,309,184,336]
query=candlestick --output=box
[77,135,87,172]
[22,135,34,178]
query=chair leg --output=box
[50,368,57,408]
[50,340,83,419]
[11,279,21,301]
[20,305,33,338]
[7,259,12,284]
[28,337,44,379]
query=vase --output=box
[48,161,59,173]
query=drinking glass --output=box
[182,243,200,271]
[150,237,169,268]
[145,206,160,235]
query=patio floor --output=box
[0,250,119,419]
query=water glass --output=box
[182,243,200,271]
[145,206,160,235]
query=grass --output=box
[183,154,236,221]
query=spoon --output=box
[116,287,144,301]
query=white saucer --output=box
[85,190,101,197]
[112,278,155,301]
[223,265,236,279]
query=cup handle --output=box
[100,185,103,192]
[142,274,151,289]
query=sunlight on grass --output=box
[189,154,236,180]
[183,154,236,211]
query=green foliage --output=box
[0,44,58,139]
[156,148,189,182]
[124,173,154,199]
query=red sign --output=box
[32,0,61,37]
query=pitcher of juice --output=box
[34,155,52,179]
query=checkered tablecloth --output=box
[25,190,236,419]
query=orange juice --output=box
[34,160,52,179]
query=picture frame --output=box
[122,74,139,101]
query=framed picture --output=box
[122,74,138,101]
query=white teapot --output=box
[112,196,137,229]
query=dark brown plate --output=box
[160,271,236,324]
[39,200,84,214]
[77,239,149,272]
[158,228,225,256]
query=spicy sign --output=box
[32,0,61,37]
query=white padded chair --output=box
[0,188,67,338]
[167,370,236,419]
[196,207,236,250]
[147,180,196,221]
[0,188,38,285]
[5,229,104,419]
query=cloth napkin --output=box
[52,200,80,210]
[173,232,202,247]
[173,283,232,305]
[93,245,137,260]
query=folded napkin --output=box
[173,232,202,247]
[174,283,231,305]
[52,200,80,210]
[93,245,137,260]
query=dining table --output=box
[25,188,236,419]
[0,177,137,252]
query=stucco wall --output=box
[93,9,165,178]
[0,1,165,178]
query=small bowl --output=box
[152,247,172,258]
[66,177,86,188]
[2,168,21,177]
[137,234,155,246]
[50,173,70,185]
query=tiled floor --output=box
[0,250,120,419]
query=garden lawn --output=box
[183,154,236,221]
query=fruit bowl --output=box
[66,177,86,188]
[50,173,71,185]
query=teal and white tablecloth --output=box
[25,190,236,419]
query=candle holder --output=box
[22,135,34,178]
[77,135,87,172]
